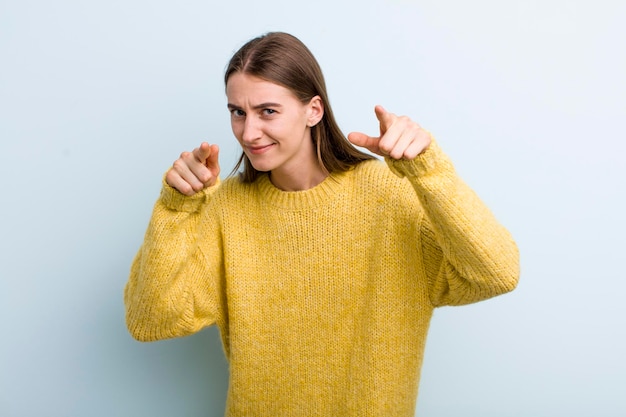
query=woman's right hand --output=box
[165,142,220,196]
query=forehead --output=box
[226,73,297,103]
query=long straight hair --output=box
[225,32,374,182]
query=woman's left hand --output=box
[348,105,432,160]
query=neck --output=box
[269,164,328,191]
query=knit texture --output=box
[124,140,519,416]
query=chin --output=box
[247,158,275,173]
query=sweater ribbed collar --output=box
[254,169,349,211]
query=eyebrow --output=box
[227,102,283,111]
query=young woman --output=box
[125,32,519,416]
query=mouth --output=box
[246,143,275,155]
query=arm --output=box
[124,143,224,341]
[349,106,519,307]
[387,141,519,306]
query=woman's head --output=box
[225,32,373,182]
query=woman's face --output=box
[226,72,323,178]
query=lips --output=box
[246,143,275,155]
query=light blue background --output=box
[1,1,625,416]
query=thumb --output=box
[374,105,395,134]
[348,131,380,153]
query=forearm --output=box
[124,183,220,341]
[387,141,520,306]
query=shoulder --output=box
[195,175,256,213]
[350,159,414,194]
[210,174,259,202]
[332,160,425,229]
[342,159,420,214]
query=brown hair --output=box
[225,32,374,182]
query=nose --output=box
[241,116,262,143]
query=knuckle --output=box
[172,159,186,171]
[404,150,417,160]
[165,170,176,185]
[170,178,192,195]
[379,142,392,154]
[400,115,419,129]
[397,116,412,128]
[198,170,211,183]
[179,184,193,195]
[390,149,403,160]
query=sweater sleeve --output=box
[124,177,225,341]
[386,140,520,307]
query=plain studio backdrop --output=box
[1,0,624,416]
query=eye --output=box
[262,108,277,116]
[230,109,245,117]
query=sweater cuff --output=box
[159,175,221,213]
[384,139,451,178]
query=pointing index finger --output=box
[193,142,212,164]
[206,144,220,172]
[374,105,396,134]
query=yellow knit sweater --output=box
[124,140,519,416]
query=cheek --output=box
[265,126,279,138]
[279,119,306,139]
[230,122,244,142]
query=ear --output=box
[306,95,324,127]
